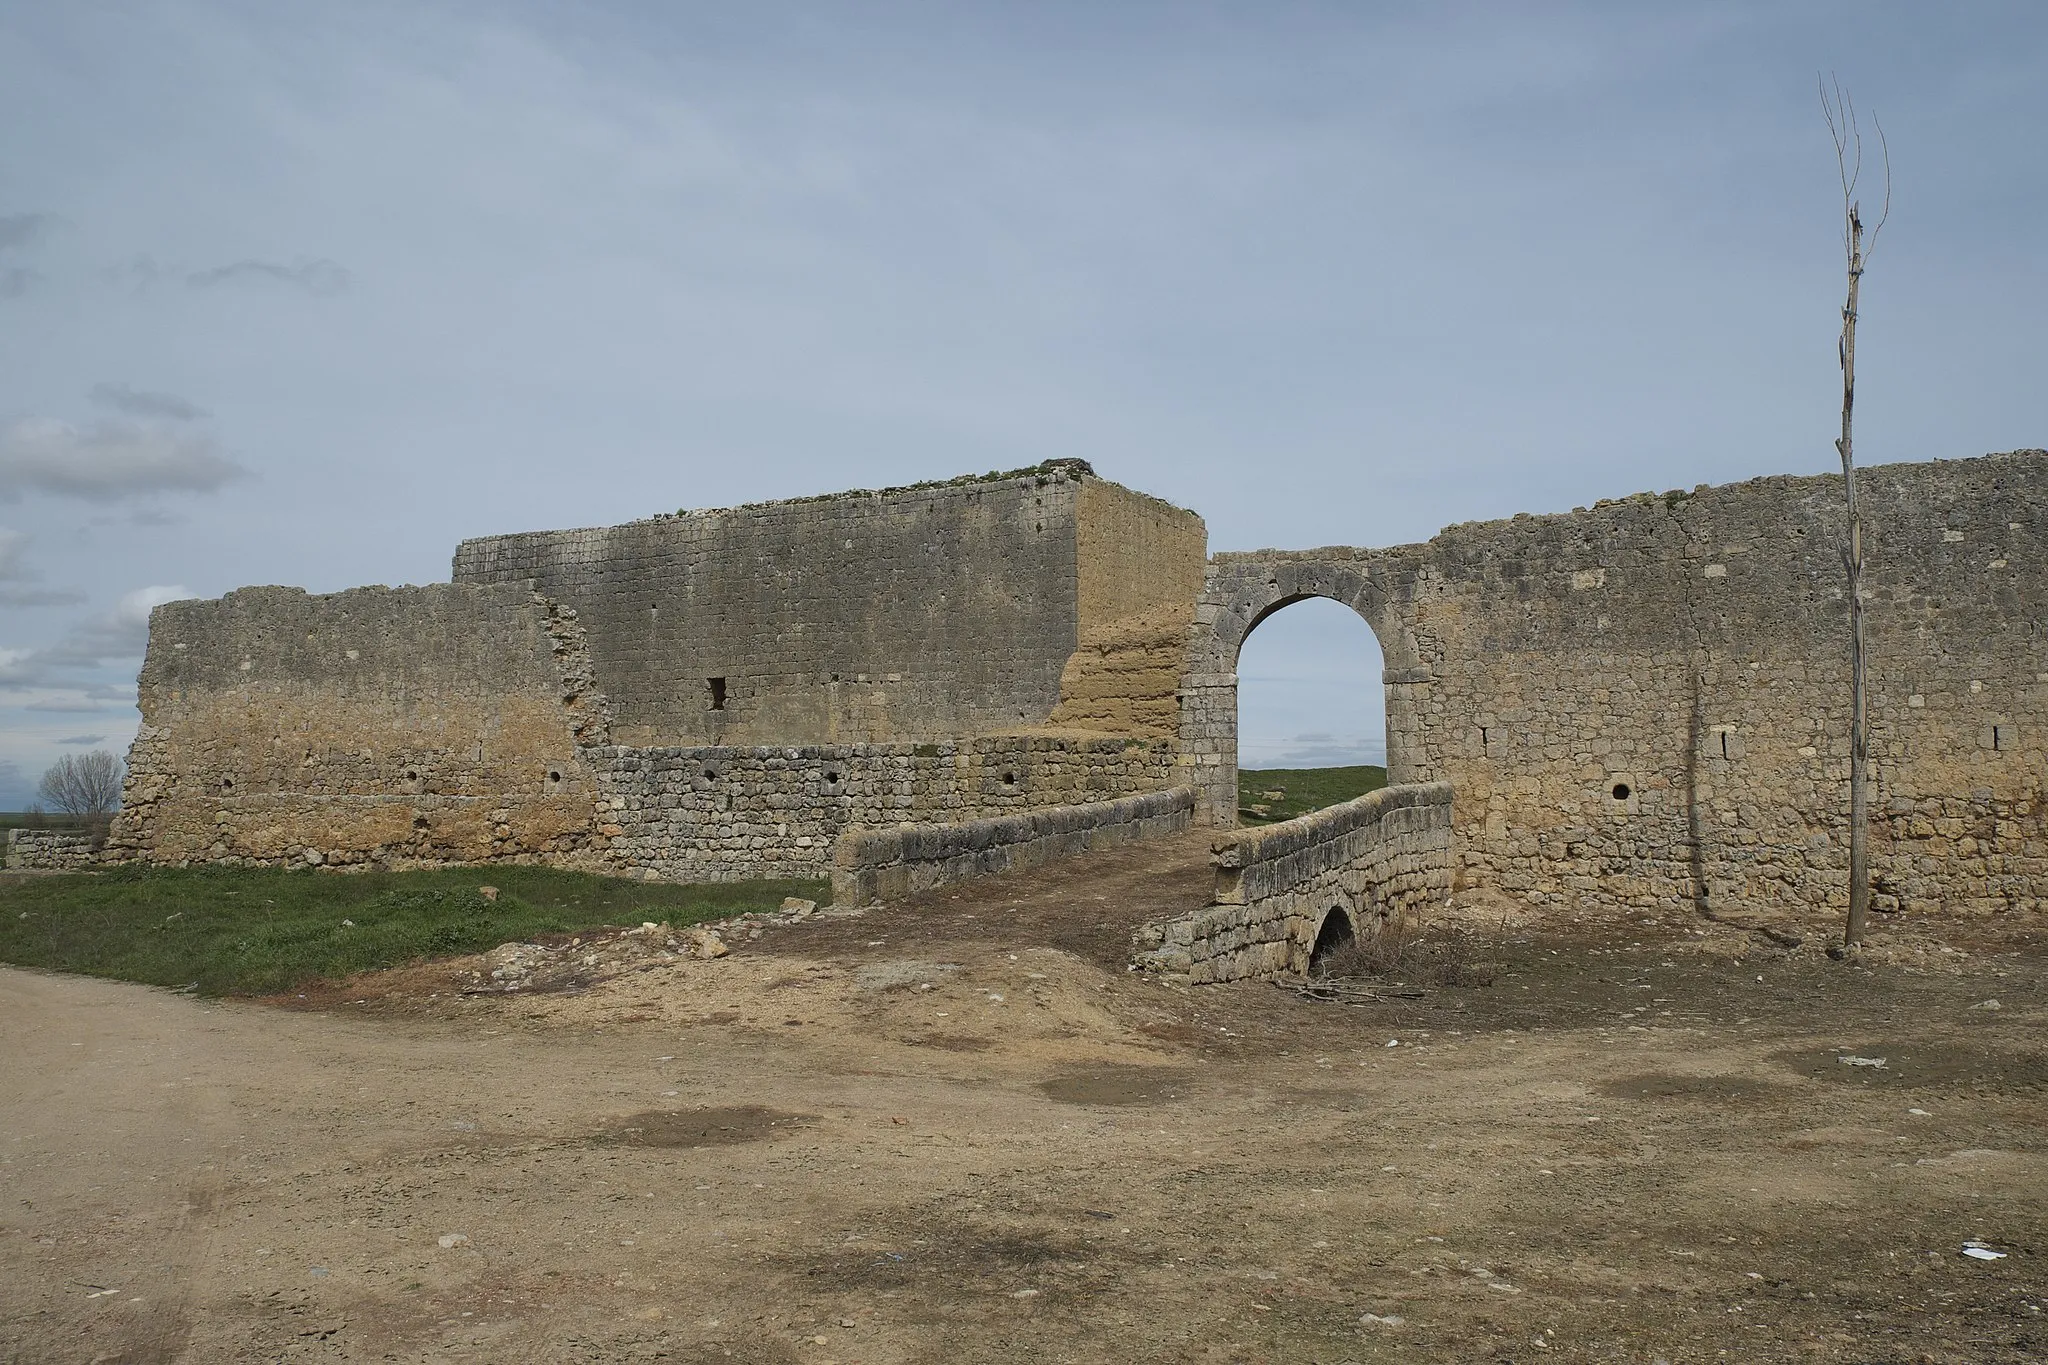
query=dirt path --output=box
[3,839,2045,1363]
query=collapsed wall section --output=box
[111,584,613,869]
[453,463,1175,748]
[5,828,105,871]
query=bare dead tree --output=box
[1821,76,1889,949]
[37,750,123,827]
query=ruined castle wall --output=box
[114,468,1202,882]
[1191,450,2048,924]
[110,585,613,869]
[451,468,1110,748]
[593,735,1177,883]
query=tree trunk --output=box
[1838,206,1870,947]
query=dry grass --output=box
[1313,915,1497,988]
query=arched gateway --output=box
[1179,551,1438,827]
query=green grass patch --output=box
[1238,765,1387,824]
[0,863,827,997]
[0,811,92,832]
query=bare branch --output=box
[1820,74,1850,197]
[1865,114,1893,257]
[37,750,123,820]
[1820,75,1862,253]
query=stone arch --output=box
[1180,554,1434,825]
[1306,904,1356,976]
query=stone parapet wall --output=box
[5,827,105,871]
[832,786,1195,907]
[594,735,1178,883]
[1134,782,1454,984]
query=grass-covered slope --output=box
[0,863,826,996]
[1237,765,1388,824]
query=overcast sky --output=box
[1,1,2043,801]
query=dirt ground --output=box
[3,831,2044,1364]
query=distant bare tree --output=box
[1820,76,1890,950]
[37,750,123,827]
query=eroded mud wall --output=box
[1048,478,1208,740]
[111,584,612,869]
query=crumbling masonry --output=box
[103,451,2046,944]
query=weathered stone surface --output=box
[108,448,2045,928]
[452,464,1204,748]
[109,583,613,870]
[5,828,104,871]
[112,469,1197,878]
[598,734,1177,882]
[1135,783,1454,982]
[1182,451,2048,922]
[833,786,1196,906]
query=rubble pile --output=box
[462,896,831,995]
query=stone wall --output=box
[4,827,105,871]
[453,463,1206,748]
[113,468,1200,879]
[596,736,1177,883]
[1045,479,1209,740]
[109,584,614,870]
[1185,450,2048,925]
[112,447,2042,919]
[1133,782,1454,983]
[832,785,1196,907]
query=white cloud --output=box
[0,584,192,690]
[1240,734,1390,769]
[112,583,192,631]
[0,418,247,501]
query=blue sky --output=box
[1,1,2042,800]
